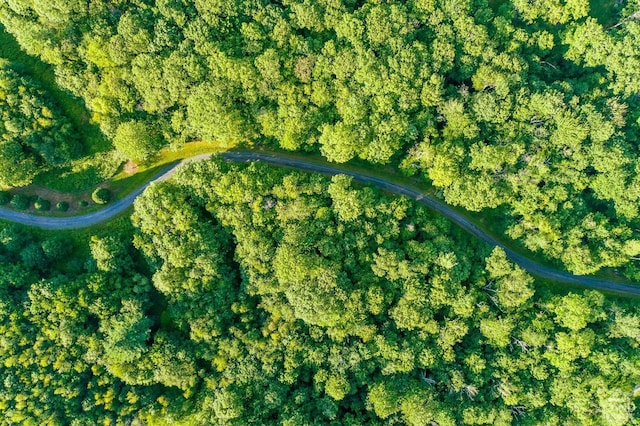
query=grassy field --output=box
[109,140,234,200]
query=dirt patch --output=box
[123,160,138,175]
[9,184,94,215]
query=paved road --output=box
[1,151,639,297]
[0,154,215,229]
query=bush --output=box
[92,187,111,205]
[10,194,30,210]
[0,191,11,205]
[56,201,69,212]
[78,200,89,208]
[34,198,51,211]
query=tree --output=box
[90,235,134,273]
[547,292,605,331]
[34,197,50,211]
[92,188,112,205]
[0,61,82,186]
[325,375,351,401]
[10,194,30,210]
[1,1,640,423]
[484,248,535,310]
[101,299,153,382]
[113,120,160,161]
[186,82,255,145]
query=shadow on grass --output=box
[33,165,104,193]
[109,163,177,201]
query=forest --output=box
[3,0,640,275]
[0,60,83,187]
[1,0,640,424]
[0,158,638,424]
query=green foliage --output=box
[90,234,133,273]
[78,200,88,208]
[0,190,10,204]
[0,161,639,424]
[91,187,111,205]
[1,0,640,420]
[55,201,69,211]
[0,60,82,187]
[33,197,50,211]
[129,158,637,424]
[2,0,639,275]
[0,24,110,157]
[10,193,29,210]
[113,120,160,161]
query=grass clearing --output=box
[32,150,123,193]
[110,140,233,200]
[3,141,233,217]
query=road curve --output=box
[0,151,639,297]
[0,154,218,229]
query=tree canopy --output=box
[2,0,640,274]
[1,2,640,422]
[2,159,637,424]
[0,60,82,186]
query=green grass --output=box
[109,140,233,200]
[28,156,114,193]
[32,151,122,193]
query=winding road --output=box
[1,151,639,297]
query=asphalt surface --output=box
[0,153,215,230]
[1,151,639,297]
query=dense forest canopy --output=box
[1,1,640,424]
[0,60,82,187]
[2,0,640,275]
[0,158,638,424]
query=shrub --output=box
[0,191,11,205]
[92,187,111,205]
[34,198,51,211]
[56,201,69,212]
[10,194,30,210]
[78,200,89,208]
